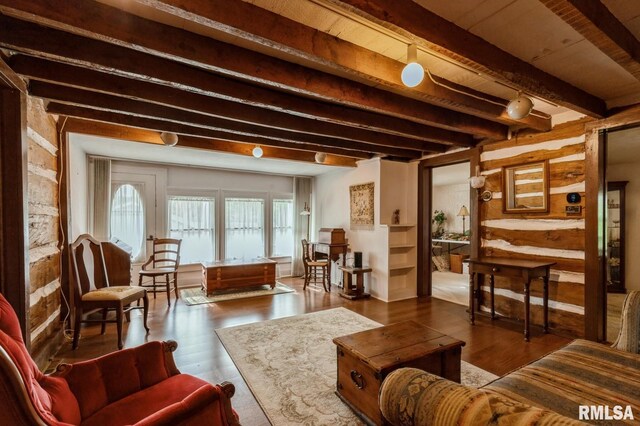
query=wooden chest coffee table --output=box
[333,321,465,425]
[202,258,276,296]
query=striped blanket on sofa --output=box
[484,339,640,424]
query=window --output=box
[272,198,293,257]
[168,196,215,264]
[225,197,265,259]
[110,183,145,261]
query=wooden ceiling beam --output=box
[330,0,607,117]
[14,56,459,150]
[138,0,550,132]
[61,117,358,167]
[540,0,640,82]
[0,18,488,144]
[30,81,428,158]
[0,1,507,139]
[45,103,408,160]
[0,54,25,92]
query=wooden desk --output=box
[312,242,348,288]
[202,258,276,295]
[338,266,371,300]
[467,257,555,341]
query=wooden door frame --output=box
[417,148,480,297]
[584,105,640,341]
[0,80,30,345]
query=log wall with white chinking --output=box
[27,97,63,367]
[479,119,589,336]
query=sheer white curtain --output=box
[225,197,265,260]
[272,199,293,257]
[110,183,145,262]
[88,157,111,240]
[168,196,215,263]
[293,177,312,276]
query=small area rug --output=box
[216,307,498,425]
[180,282,294,305]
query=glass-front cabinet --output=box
[607,181,627,293]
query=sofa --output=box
[379,292,640,425]
[0,292,240,425]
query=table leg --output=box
[490,274,495,320]
[524,279,531,342]
[543,274,549,333]
[342,270,350,295]
[326,258,332,291]
[469,272,475,325]
[356,273,364,296]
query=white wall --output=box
[607,164,640,290]
[315,158,418,301]
[68,138,88,240]
[432,183,471,234]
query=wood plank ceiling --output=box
[0,0,639,166]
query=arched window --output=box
[111,184,145,261]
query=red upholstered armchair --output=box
[0,293,240,425]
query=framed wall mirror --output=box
[502,160,549,213]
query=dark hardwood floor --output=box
[53,277,570,425]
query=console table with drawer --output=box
[466,257,555,341]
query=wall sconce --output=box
[469,166,486,190]
[401,44,424,88]
[470,166,492,201]
[300,202,311,241]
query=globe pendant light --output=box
[401,44,424,88]
[506,93,534,120]
[315,152,327,164]
[252,145,263,158]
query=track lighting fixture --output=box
[506,93,534,120]
[401,44,424,88]
[160,132,178,146]
[252,145,263,158]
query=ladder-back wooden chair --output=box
[70,234,149,350]
[139,238,182,306]
[301,239,329,292]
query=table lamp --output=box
[457,205,470,235]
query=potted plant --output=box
[432,210,446,238]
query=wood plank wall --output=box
[26,97,62,364]
[479,119,589,336]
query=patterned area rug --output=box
[216,308,498,425]
[180,283,295,305]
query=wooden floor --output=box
[54,277,570,425]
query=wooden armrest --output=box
[161,340,181,376]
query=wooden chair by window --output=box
[70,234,149,350]
[302,239,329,292]
[139,238,182,306]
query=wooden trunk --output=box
[203,258,276,295]
[333,321,465,425]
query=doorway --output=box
[603,125,640,341]
[430,163,471,305]
[417,149,479,298]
